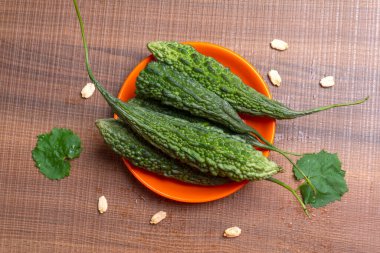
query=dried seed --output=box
[268,70,282,86]
[150,211,167,224]
[270,39,289,51]
[320,76,335,88]
[81,82,95,98]
[223,226,241,238]
[98,196,108,214]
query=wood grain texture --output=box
[0,0,379,252]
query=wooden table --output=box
[1,1,379,252]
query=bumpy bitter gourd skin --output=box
[96,119,230,185]
[136,62,252,134]
[147,41,367,119]
[114,100,280,181]
[129,98,270,147]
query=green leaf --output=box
[293,150,348,208]
[32,128,82,180]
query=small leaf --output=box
[293,150,348,208]
[32,128,82,180]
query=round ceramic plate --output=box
[117,42,275,203]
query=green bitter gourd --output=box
[136,61,252,134]
[96,118,231,185]
[129,98,289,153]
[147,41,368,119]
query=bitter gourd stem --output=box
[291,96,369,118]
[276,151,317,195]
[247,133,302,156]
[73,0,112,103]
[250,138,316,194]
[267,177,310,217]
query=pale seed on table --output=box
[98,196,108,214]
[268,70,282,86]
[150,211,167,224]
[270,39,289,51]
[223,226,242,238]
[81,82,95,98]
[320,76,335,88]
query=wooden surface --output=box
[1,1,379,252]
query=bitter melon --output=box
[116,102,280,181]
[96,119,230,185]
[136,61,251,134]
[147,41,368,119]
[128,98,291,154]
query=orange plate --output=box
[117,42,275,203]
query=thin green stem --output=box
[73,0,91,79]
[267,177,310,217]
[277,151,317,195]
[299,96,369,116]
[73,0,118,103]
[247,134,302,156]
[250,135,317,195]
